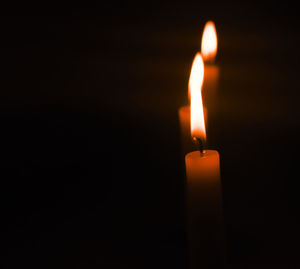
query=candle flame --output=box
[201,21,218,63]
[189,53,206,140]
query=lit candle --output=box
[178,56,207,156]
[178,21,218,154]
[185,53,225,269]
[201,21,219,144]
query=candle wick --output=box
[193,137,204,156]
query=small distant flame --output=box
[201,21,218,63]
[189,53,206,140]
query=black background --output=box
[1,2,300,268]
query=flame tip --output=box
[201,20,218,62]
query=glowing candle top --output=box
[189,53,206,141]
[201,21,218,63]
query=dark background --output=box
[1,2,300,268]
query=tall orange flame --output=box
[201,21,218,63]
[189,53,206,140]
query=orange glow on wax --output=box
[201,21,218,63]
[189,53,206,140]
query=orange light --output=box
[189,53,206,140]
[201,21,218,63]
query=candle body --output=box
[185,150,225,269]
[203,64,219,145]
[203,64,219,105]
[178,106,194,156]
